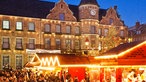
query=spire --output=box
[79,0,99,6]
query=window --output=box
[98,28,102,36]
[16,55,22,69]
[61,4,63,8]
[28,22,35,31]
[3,56,9,68]
[2,37,10,49]
[75,40,80,49]
[44,24,51,33]
[91,39,95,48]
[120,30,124,37]
[28,39,35,49]
[59,13,65,21]
[104,28,109,36]
[75,27,80,34]
[136,30,141,34]
[45,38,51,49]
[66,26,71,34]
[56,25,61,33]
[2,20,10,29]
[16,38,23,49]
[56,39,61,49]
[90,26,96,34]
[16,21,22,30]
[109,18,113,25]
[66,39,71,49]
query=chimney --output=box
[114,5,117,10]
[135,21,140,28]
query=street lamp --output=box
[85,38,89,46]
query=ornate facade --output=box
[0,0,128,69]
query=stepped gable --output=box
[0,0,106,21]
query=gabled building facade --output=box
[0,0,128,69]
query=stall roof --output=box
[102,41,145,56]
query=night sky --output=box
[41,0,146,27]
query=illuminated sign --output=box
[40,56,60,67]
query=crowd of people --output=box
[0,69,90,82]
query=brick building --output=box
[128,22,146,42]
[0,0,128,69]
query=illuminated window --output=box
[90,26,96,34]
[59,13,65,21]
[56,25,61,33]
[16,55,22,69]
[56,39,61,49]
[45,38,51,49]
[16,38,23,49]
[28,22,35,31]
[66,39,71,49]
[44,24,50,33]
[16,21,22,30]
[75,27,80,34]
[104,28,108,36]
[28,38,35,49]
[91,39,95,48]
[66,26,71,34]
[2,20,10,29]
[2,37,10,49]
[75,40,80,49]
[3,55,9,67]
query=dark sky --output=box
[42,0,146,27]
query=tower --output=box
[79,0,99,21]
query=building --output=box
[0,0,128,69]
[128,22,146,42]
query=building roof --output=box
[79,0,99,6]
[0,0,106,21]
[102,41,145,56]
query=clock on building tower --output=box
[79,0,99,20]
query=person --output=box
[74,76,79,82]
[66,73,73,82]
[85,74,90,82]
[127,71,135,82]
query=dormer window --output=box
[59,13,65,21]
